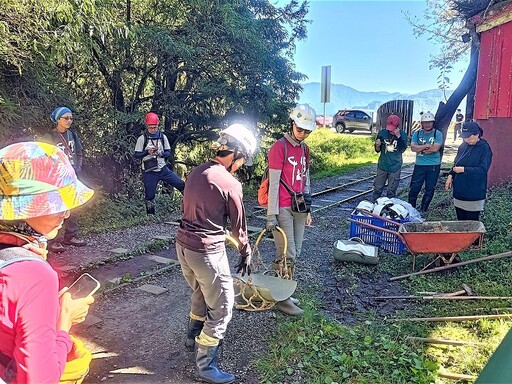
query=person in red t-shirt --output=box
[266,103,316,316]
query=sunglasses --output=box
[295,127,310,134]
[60,116,73,121]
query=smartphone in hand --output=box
[66,273,101,299]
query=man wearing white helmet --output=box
[265,103,316,316]
[176,123,256,384]
[408,111,443,212]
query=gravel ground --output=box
[75,142,460,383]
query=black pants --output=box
[408,164,441,212]
[454,123,462,140]
[455,207,481,221]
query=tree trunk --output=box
[465,38,479,122]
[434,37,480,160]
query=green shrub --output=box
[77,187,181,234]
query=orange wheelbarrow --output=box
[347,216,485,271]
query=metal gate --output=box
[376,100,414,136]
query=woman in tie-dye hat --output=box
[0,142,95,383]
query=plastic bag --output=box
[390,198,424,222]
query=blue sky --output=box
[280,0,470,94]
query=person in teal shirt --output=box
[408,111,443,212]
[372,115,408,202]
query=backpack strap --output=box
[0,247,46,269]
[279,137,288,162]
[0,247,45,377]
[143,131,164,151]
[143,131,149,150]
[278,137,303,193]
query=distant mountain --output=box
[299,82,453,119]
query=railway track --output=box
[252,163,414,218]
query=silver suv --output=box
[332,109,373,133]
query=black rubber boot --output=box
[145,199,155,215]
[185,319,204,351]
[195,343,235,384]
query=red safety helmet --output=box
[144,112,160,126]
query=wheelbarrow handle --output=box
[347,218,406,243]
[354,208,403,226]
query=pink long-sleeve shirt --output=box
[0,260,72,383]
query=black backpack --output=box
[142,131,165,150]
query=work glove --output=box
[235,254,252,276]
[266,215,278,231]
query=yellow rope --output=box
[229,226,293,311]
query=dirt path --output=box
[61,142,459,383]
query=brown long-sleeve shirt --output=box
[176,161,251,257]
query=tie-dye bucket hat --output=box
[0,142,94,220]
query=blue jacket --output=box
[449,139,493,201]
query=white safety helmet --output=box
[372,204,388,216]
[290,104,317,132]
[388,204,409,220]
[218,123,258,166]
[420,112,435,122]
[356,200,374,213]
[376,197,393,207]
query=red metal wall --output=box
[476,118,512,187]
[473,21,512,186]
[474,21,512,119]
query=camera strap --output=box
[279,139,306,195]
[57,131,74,157]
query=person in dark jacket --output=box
[445,122,493,220]
[453,108,464,142]
[46,107,87,252]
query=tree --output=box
[53,0,310,192]
[0,0,117,143]
[405,0,493,157]
[0,0,310,194]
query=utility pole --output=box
[321,65,331,128]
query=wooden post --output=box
[390,251,512,281]
[390,313,512,323]
[438,371,477,381]
[374,295,512,301]
[406,337,483,346]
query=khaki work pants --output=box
[273,206,308,262]
[176,243,234,340]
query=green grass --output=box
[306,128,378,178]
[257,179,512,383]
[258,296,437,384]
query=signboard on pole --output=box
[321,65,331,103]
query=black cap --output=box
[460,122,481,138]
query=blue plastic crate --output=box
[349,213,410,255]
